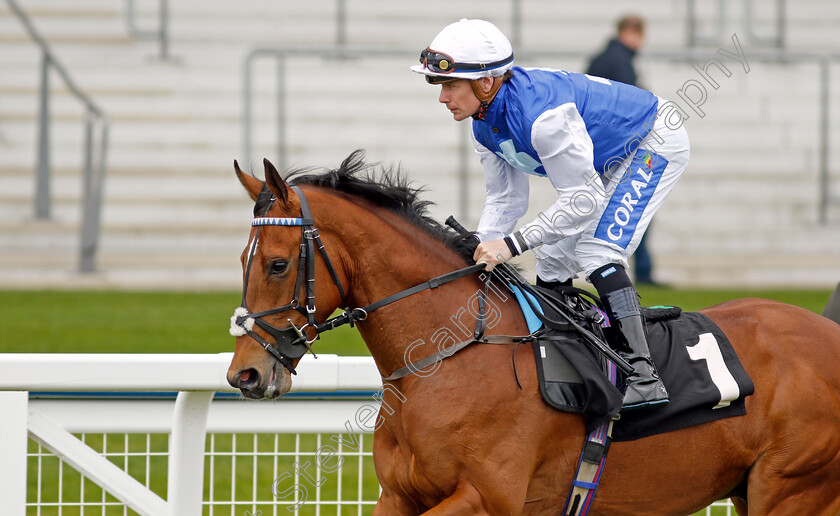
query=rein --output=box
[231,184,632,379]
[230,184,633,516]
[230,184,486,376]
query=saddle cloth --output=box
[519,291,756,440]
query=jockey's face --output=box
[438,79,481,121]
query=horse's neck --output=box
[334,205,525,376]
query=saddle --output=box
[521,287,755,440]
[437,218,755,439]
[438,219,752,514]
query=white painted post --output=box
[167,391,214,516]
[0,392,28,516]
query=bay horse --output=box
[226,152,840,515]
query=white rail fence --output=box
[0,354,734,515]
[0,353,381,515]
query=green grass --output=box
[634,285,833,315]
[0,288,832,354]
[0,290,368,355]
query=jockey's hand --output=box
[473,239,512,271]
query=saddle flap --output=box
[531,303,755,439]
[532,332,624,433]
[612,311,755,441]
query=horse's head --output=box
[226,158,347,399]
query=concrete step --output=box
[0,260,242,291]
[5,220,838,291]
[3,0,840,291]
[654,250,840,288]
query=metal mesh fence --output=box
[26,432,378,516]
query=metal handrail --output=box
[686,0,728,47]
[745,0,786,48]
[686,0,786,48]
[5,0,110,273]
[331,0,521,49]
[124,0,170,60]
[242,45,837,224]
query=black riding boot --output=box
[590,264,669,411]
[603,288,669,410]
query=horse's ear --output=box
[263,158,289,205]
[234,160,263,202]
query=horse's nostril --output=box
[237,368,260,389]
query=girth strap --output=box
[563,361,621,516]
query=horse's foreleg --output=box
[373,482,514,516]
[373,491,422,516]
[419,485,492,516]
[730,497,747,516]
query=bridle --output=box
[230,184,485,376]
[230,184,347,375]
[230,183,634,383]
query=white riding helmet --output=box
[411,18,514,84]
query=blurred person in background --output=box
[412,18,690,410]
[587,15,664,287]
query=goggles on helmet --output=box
[419,48,514,76]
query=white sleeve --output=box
[515,103,606,250]
[472,129,530,242]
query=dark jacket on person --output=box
[586,38,638,86]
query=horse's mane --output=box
[263,150,478,264]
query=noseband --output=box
[230,184,347,375]
[230,183,634,385]
[230,183,488,377]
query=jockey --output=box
[411,18,690,410]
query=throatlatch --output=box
[230,185,487,376]
[230,185,347,375]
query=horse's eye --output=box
[269,260,288,275]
